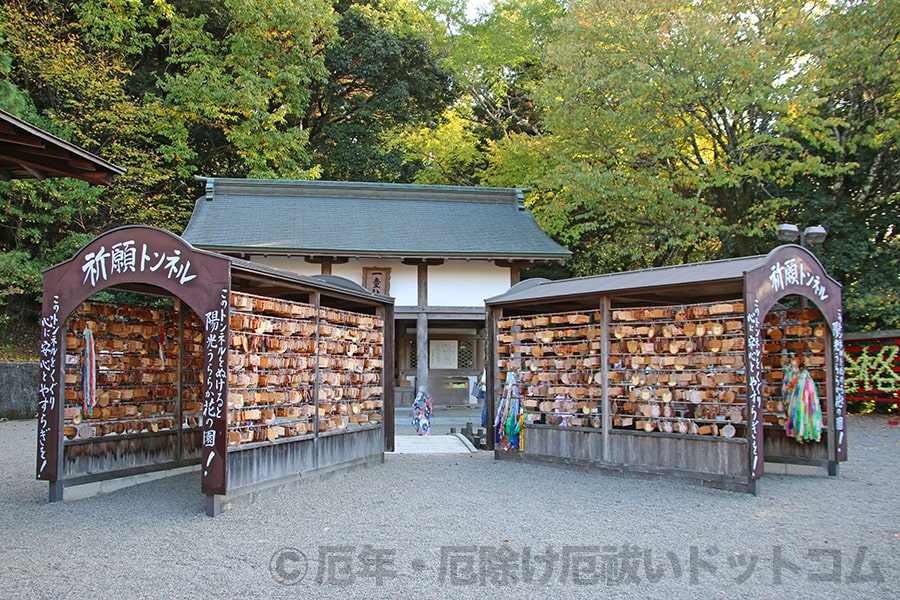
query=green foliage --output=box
[306,1,456,181]
[0,31,30,114]
[402,0,564,185]
[533,0,831,260]
[0,0,454,319]
[159,0,336,179]
[0,249,42,323]
[442,0,563,139]
[72,0,167,56]
[0,0,896,335]
[472,0,898,332]
[0,178,103,259]
[847,400,899,416]
[385,103,488,185]
[790,0,900,331]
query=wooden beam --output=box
[0,132,47,148]
[67,157,100,170]
[494,259,535,268]
[416,263,428,390]
[20,164,46,180]
[509,264,521,287]
[0,109,124,184]
[401,257,444,266]
[5,141,70,160]
[304,256,350,265]
[0,151,109,185]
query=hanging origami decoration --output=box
[495,371,523,451]
[782,356,823,443]
[158,319,167,369]
[82,326,97,417]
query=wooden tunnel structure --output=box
[485,245,846,494]
[37,226,394,515]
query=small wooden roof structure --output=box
[0,109,124,185]
[485,245,847,488]
[487,254,770,311]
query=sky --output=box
[466,0,494,20]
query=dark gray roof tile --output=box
[486,255,769,304]
[182,178,570,260]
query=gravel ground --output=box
[0,415,897,599]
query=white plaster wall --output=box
[254,255,320,277]
[248,256,415,301]
[428,262,511,307]
[333,259,418,305]
[246,255,510,308]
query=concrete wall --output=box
[0,362,38,419]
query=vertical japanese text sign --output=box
[37,226,231,495]
[744,245,845,480]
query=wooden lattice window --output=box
[409,339,475,369]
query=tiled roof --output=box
[181,178,570,261]
[486,254,770,304]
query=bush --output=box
[0,250,42,324]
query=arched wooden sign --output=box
[37,226,231,497]
[744,245,845,480]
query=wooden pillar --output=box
[48,305,66,502]
[175,300,185,462]
[381,304,395,453]
[416,264,428,391]
[485,306,498,451]
[509,264,521,287]
[312,291,321,438]
[599,295,611,461]
[825,318,844,474]
[305,256,348,275]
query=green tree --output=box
[0,1,195,267]
[0,0,459,325]
[397,0,563,186]
[791,0,900,330]
[159,0,337,180]
[0,1,178,321]
[488,0,897,329]
[444,0,562,140]
[304,0,456,182]
[524,0,835,268]
[385,104,488,185]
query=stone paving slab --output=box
[389,433,476,454]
